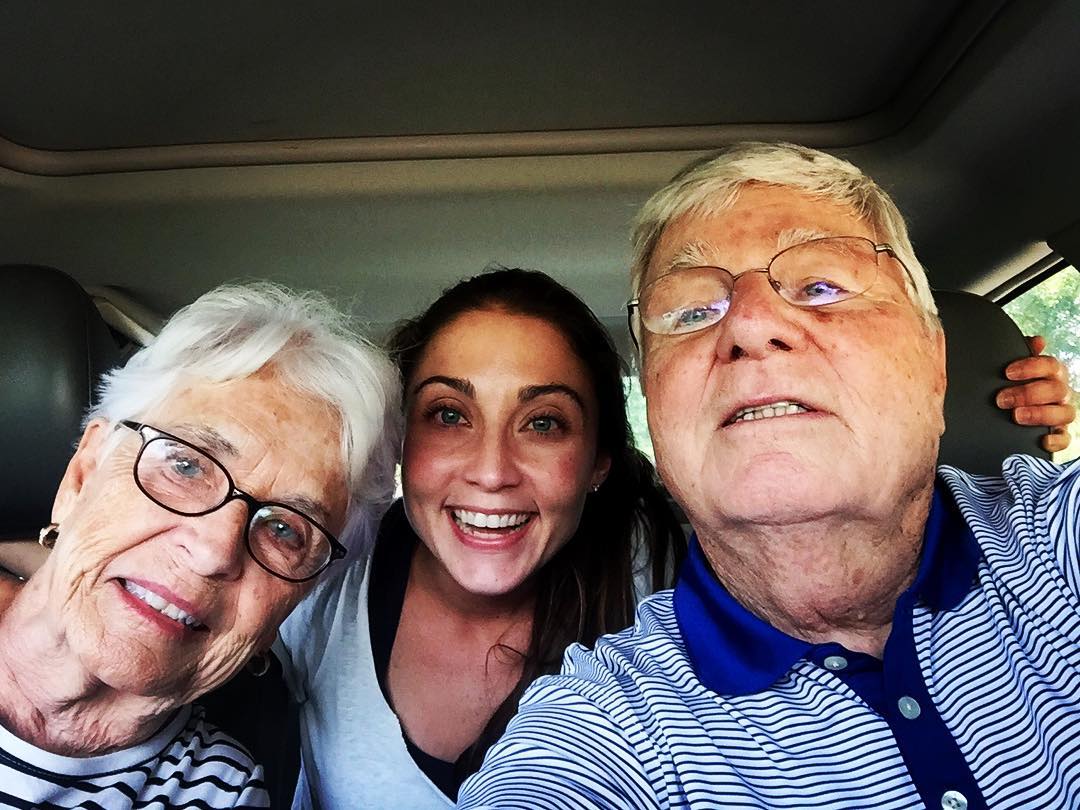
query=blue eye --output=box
[251,507,309,553]
[663,300,729,334]
[530,416,556,433]
[268,520,298,542]
[678,308,713,325]
[167,452,206,479]
[438,408,463,426]
[797,279,848,304]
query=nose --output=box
[463,428,522,492]
[712,271,803,362]
[176,499,249,580]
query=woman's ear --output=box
[591,451,612,492]
[51,419,110,523]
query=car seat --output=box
[935,289,1051,474]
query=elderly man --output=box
[458,142,1079,810]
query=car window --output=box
[625,375,653,463]
[1002,265,1080,462]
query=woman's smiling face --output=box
[401,309,609,597]
[41,368,349,704]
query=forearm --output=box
[0,572,20,610]
[0,539,49,580]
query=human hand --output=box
[995,336,1076,453]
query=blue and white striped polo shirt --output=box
[458,456,1080,809]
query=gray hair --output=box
[631,142,938,322]
[89,282,402,556]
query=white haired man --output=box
[458,143,1079,809]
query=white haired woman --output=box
[0,283,399,808]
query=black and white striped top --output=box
[458,456,1080,809]
[0,703,269,809]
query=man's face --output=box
[640,184,946,535]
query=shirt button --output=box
[941,790,968,810]
[897,696,921,719]
[823,655,848,671]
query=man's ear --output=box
[933,326,948,437]
[51,419,110,524]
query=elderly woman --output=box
[0,283,399,808]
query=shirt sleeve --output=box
[273,558,366,703]
[233,763,272,808]
[1043,457,1080,596]
[996,455,1080,597]
[942,456,1080,598]
[457,666,661,809]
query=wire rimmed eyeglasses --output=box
[626,236,913,351]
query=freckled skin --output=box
[401,310,609,600]
[639,185,947,650]
[38,369,348,706]
[642,185,946,536]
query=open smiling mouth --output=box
[119,578,207,630]
[451,509,534,539]
[723,400,813,426]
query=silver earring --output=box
[246,651,271,678]
[591,482,602,493]
[38,523,60,548]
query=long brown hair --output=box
[387,268,686,775]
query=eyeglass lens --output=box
[639,236,881,336]
[135,435,332,580]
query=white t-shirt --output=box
[0,703,268,808]
[275,558,454,810]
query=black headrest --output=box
[0,265,125,540]
[937,289,1050,474]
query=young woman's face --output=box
[401,309,609,597]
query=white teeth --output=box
[731,401,809,424]
[123,580,204,628]
[452,510,531,530]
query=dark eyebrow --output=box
[169,423,240,458]
[519,383,585,410]
[412,375,476,399]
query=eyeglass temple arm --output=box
[626,299,642,353]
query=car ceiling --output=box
[1,0,1078,347]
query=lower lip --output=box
[114,580,199,640]
[446,511,533,552]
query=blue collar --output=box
[673,482,982,696]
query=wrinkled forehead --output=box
[645,186,875,284]
[134,373,349,513]
[658,227,848,276]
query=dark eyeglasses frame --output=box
[625,236,912,352]
[120,420,346,583]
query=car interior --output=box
[1,1,1078,805]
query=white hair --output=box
[631,142,939,324]
[89,282,402,557]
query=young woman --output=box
[277,268,685,808]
